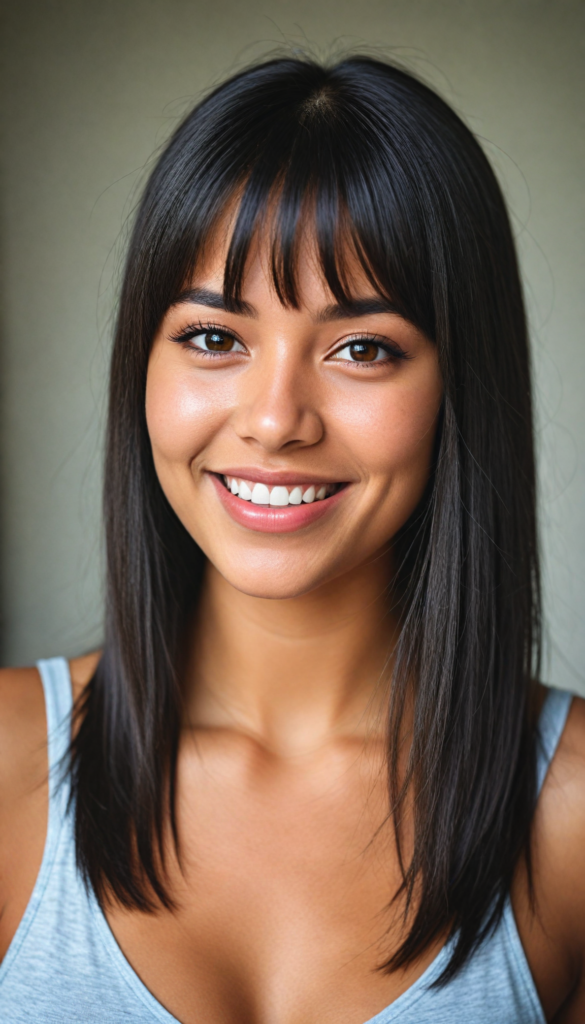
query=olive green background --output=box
[1,0,584,692]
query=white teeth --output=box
[269,486,289,506]
[223,476,335,505]
[251,483,270,505]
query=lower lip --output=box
[210,475,348,533]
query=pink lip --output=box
[210,474,348,534]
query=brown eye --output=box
[203,330,236,351]
[348,341,380,362]
[182,328,246,355]
[330,340,388,363]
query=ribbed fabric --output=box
[0,657,573,1022]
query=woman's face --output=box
[146,230,443,600]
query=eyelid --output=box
[328,333,409,362]
[169,320,248,350]
[167,322,409,361]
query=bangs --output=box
[220,98,436,335]
[221,172,412,321]
[155,59,452,340]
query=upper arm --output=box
[0,666,47,805]
[0,652,99,960]
[0,666,48,958]
[524,695,585,1020]
[538,696,585,944]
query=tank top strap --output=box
[536,687,573,794]
[36,657,74,818]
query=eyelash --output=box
[169,321,244,358]
[333,336,409,367]
[168,320,409,365]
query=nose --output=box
[232,347,324,453]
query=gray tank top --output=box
[0,657,574,1022]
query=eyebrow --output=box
[316,298,403,322]
[171,288,256,317]
[171,288,402,322]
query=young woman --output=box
[0,55,584,1024]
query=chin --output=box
[213,550,331,601]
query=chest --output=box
[105,738,440,1024]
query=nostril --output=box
[233,395,324,452]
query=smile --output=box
[210,472,348,533]
[222,476,338,506]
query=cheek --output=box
[145,357,226,468]
[332,380,440,486]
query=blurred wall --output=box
[1,0,584,692]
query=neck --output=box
[185,553,398,757]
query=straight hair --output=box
[69,55,541,982]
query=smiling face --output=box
[145,229,443,600]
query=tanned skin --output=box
[1,231,584,1024]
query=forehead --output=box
[174,219,405,323]
[188,209,385,314]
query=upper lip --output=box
[209,468,349,487]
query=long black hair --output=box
[70,55,541,982]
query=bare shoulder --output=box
[511,692,585,1021]
[0,654,100,958]
[540,692,585,867]
[556,691,585,771]
[0,666,49,957]
[539,691,585,868]
[530,693,585,1018]
[540,688,585,880]
[0,650,100,797]
[0,665,47,792]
